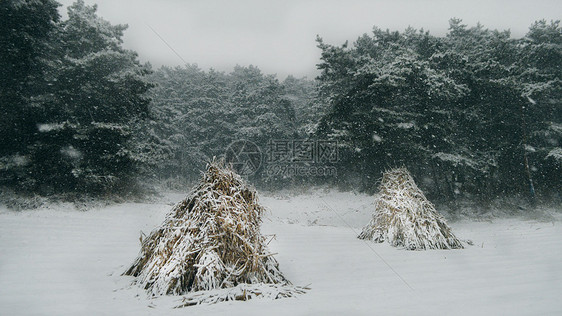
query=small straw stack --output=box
[359,168,463,250]
[124,159,304,304]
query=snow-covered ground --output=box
[1,190,561,315]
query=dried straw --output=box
[358,168,464,250]
[176,283,309,307]
[124,159,302,302]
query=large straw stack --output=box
[124,160,304,305]
[358,168,463,250]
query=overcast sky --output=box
[57,0,561,79]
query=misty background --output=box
[1,0,560,210]
[56,0,562,78]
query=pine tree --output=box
[2,0,153,196]
[144,64,307,184]
[315,19,561,200]
[518,20,562,196]
[315,28,467,192]
[0,0,60,190]
[40,0,153,195]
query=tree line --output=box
[1,0,151,197]
[315,19,561,201]
[1,0,560,204]
[140,64,320,187]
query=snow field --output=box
[0,190,561,315]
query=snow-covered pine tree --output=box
[315,29,468,192]
[0,0,61,192]
[40,0,152,195]
[518,20,562,197]
[145,64,307,185]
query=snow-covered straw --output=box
[358,168,464,250]
[176,283,308,307]
[124,159,306,304]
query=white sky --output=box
[57,0,561,79]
